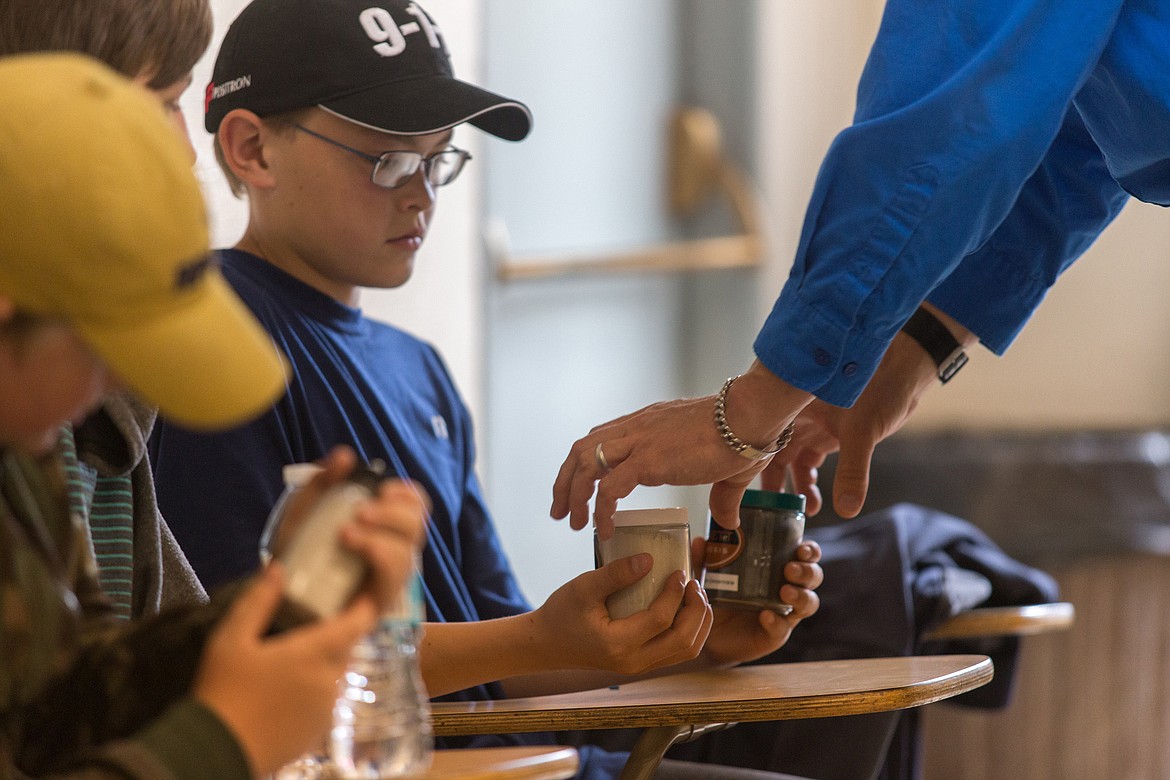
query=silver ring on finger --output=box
[594,442,612,471]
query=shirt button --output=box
[843,362,858,377]
[814,349,831,367]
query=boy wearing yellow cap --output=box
[0,53,426,778]
[0,0,216,619]
[149,1,822,778]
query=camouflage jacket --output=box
[0,448,250,779]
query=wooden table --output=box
[922,602,1075,641]
[432,655,993,780]
[421,746,578,779]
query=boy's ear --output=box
[218,109,278,190]
[0,297,15,324]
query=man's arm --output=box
[755,0,1126,407]
[765,303,977,517]
[554,0,1126,531]
[766,108,1129,519]
[928,105,1131,354]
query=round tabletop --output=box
[421,746,579,779]
[923,602,1075,641]
[431,654,993,735]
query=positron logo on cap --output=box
[359,2,443,57]
[205,75,252,113]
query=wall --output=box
[480,1,766,603]
[481,0,695,603]
[913,199,1170,430]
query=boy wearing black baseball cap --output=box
[152,2,821,778]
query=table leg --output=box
[619,724,691,780]
[618,722,738,780]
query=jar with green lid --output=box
[701,489,805,614]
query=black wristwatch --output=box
[901,306,968,383]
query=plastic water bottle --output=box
[330,565,433,778]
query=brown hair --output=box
[213,109,310,198]
[0,0,212,89]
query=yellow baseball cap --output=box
[0,53,287,430]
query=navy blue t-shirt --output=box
[149,250,624,777]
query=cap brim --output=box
[320,75,532,141]
[79,272,288,431]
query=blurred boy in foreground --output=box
[0,53,425,778]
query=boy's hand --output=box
[193,564,376,777]
[275,445,429,616]
[694,539,823,668]
[531,555,713,675]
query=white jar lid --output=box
[609,507,688,527]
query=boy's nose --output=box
[399,167,436,209]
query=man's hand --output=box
[764,304,975,517]
[552,362,813,539]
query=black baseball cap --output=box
[204,0,532,141]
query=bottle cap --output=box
[282,463,322,488]
[348,460,386,493]
[281,460,386,491]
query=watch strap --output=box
[901,307,968,383]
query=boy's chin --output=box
[373,260,416,290]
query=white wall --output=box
[187,0,486,425]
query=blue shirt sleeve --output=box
[928,106,1130,353]
[755,0,1126,407]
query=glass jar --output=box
[702,489,805,614]
[595,507,692,619]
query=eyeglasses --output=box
[293,124,472,190]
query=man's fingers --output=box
[795,540,822,562]
[758,457,788,492]
[551,437,596,521]
[591,465,638,541]
[614,570,686,632]
[832,433,875,518]
[319,445,358,480]
[784,559,824,591]
[707,480,748,529]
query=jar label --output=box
[703,572,740,592]
[701,504,803,615]
[704,526,744,569]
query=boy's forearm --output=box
[421,625,716,700]
[421,617,562,697]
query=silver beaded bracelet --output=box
[714,375,796,461]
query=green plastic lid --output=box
[741,488,805,513]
